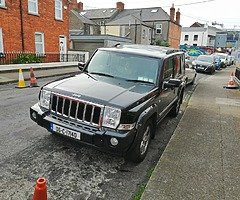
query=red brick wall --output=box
[168,22,181,48]
[0,0,69,53]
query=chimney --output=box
[69,0,77,11]
[170,3,175,22]
[176,8,180,25]
[69,0,83,12]
[116,2,124,11]
[78,2,83,12]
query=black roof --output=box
[98,44,183,59]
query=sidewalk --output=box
[141,65,240,199]
[0,62,79,84]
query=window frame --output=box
[35,32,45,55]
[0,28,4,53]
[193,35,198,41]
[0,0,6,7]
[155,24,162,34]
[28,0,38,15]
[55,0,63,20]
[184,35,189,41]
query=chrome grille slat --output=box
[90,106,95,124]
[82,104,86,122]
[62,98,65,116]
[68,100,72,117]
[50,93,102,127]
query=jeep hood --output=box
[46,73,156,108]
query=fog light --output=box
[110,137,118,146]
[32,112,37,120]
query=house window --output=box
[184,35,189,41]
[0,28,4,53]
[55,0,63,20]
[35,32,44,54]
[28,0,38,15]
[90,26,93,35]
[155,24,162,34]
[194,35,198,41]
[0,0,6,7]
[149,29,152,41]
[142,29,146,39]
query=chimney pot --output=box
[116,2,124,11]
[78,2,83,12]
[170,3,175,22]
[176,8,180,25]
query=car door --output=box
[156,56,177,121]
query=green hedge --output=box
[12,54,42,64]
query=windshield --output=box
[197,55,213,63]
[86,50,160,84]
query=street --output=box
[0,73,205,200]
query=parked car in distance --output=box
[192,55,216,74]
[213,53,228,68]
[185,58,197,85]
[212,55,221,70]
[228,56,235,65]
[30,44,186,163]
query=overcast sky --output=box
[78,0,240,29]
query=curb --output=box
[0,71,78,85]
[0,64,77,74]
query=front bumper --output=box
[30,103,136,156]
[195,65,213,73]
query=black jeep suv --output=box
[30,44,186,163]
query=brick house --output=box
[0,0,71,55]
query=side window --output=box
[173,56,181,77]
[35,32,45,55]
[0,0,6,7]
[163,58,174,80]
[55,0,63,20]
[0,28,3,53]
[28,0,38,15]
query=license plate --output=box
[50,123,81,140]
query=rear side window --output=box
[163,58,174,80]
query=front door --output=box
[59,36,67,61]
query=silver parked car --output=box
[185,58,197,85]
[192,55,216,74]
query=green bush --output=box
[155,39,170,47]
[12,54,42,64]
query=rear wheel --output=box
[169,92,183,117]
[126,120,153,163]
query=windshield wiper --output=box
[126,79,154,84]
[83,72,97,80]
[89,72,115,78]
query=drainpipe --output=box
[19,0,25,52]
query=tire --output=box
[126,120,153,163]
[169,92,183,117]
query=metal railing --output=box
[0,52,86,65]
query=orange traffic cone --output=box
[29,67,39,87]
[16,68,27,88]
[32,177,47,200]
[225,72,238,89]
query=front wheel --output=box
[169,92,183,117]
[126,120,153,163]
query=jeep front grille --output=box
[50,94,103,127]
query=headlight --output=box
[102,106,121,129]
[39,89,51,109]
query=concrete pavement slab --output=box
[141,65,240,200]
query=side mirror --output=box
[78,62,85,71]
[163,79,182,89]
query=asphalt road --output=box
[0,73,206,200]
